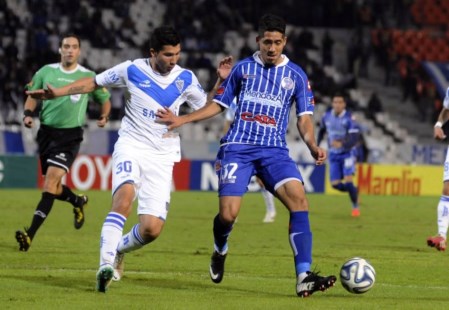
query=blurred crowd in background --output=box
[0,0,443,129]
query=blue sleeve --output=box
[213,65,241,109]
[317,115,327,145]
[343,118,361,150]
[294,70,315,116]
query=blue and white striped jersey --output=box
[214,52,314,148]
[95,59,207,158]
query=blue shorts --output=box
[329,152,356,182]
[215,144,303,196]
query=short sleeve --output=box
[184,73,207,110]
[212,65,241,109]
[25,66,46,91]
[95,61,131,87]
[294,71,315,116]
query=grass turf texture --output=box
[1,190,449,309]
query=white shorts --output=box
[112,140,175,220]
[444,146,449,182]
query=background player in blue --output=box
[317,93,361,217]
[158,14,336,298]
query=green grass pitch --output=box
[1,190,449,309]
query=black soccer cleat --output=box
[73,195,88,229]
[209,251,227,283]
[15,229,31,252]
[296,271,337,297]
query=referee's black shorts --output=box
[37,124,83,175]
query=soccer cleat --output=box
[96,265,114,293]
[296,271,337,298]
[15,229,31,252]
[427,235,447,251]
[210,251,227,284]
[351,208,360,217]
[73,195,88,229]
[263,211,276,223]
[113,251,125,281]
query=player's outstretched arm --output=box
[26,77,97,100]
[297,114,327,165]
[157,101,224,130]
[434,107,449,140]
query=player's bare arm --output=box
[97,99,112,128]
[434,107,449,140]
[157,101,224,130]
[297,114,327,165]
[26,77,98,100]
[22,96,38,128]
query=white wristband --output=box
[435,121,443,128]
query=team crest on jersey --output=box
[281,77,294,90]
[175,79,184,92]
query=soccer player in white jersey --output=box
[158,14,336,298]
[427,87,449,251]
[27,26,232,293]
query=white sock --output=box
[437,196,449,238]
[99,212,127,267]
[117,224,146,254]
[261,188,276,214]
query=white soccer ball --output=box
[340,257,376,294]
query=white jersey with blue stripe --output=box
[95,58,207,159]
[214,52,314,148]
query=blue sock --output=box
[345,182,359,208]
[213,214,233,254]
[289,211,312,276]
[332,183,348,192]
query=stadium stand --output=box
[0,0,443,163]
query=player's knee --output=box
[140,225,162,242]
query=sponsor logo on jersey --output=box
[176,79,184,92]
[70,94,81,103]
[242,90,282,107]
[57,77,75,83]
[241,111,277,126]
[281,77,294,90]
[142,108,157,119]
[56,153,67,161]
[216,86,225,95]
[308,96,315,105]
[139,80,151,88]
[107,70,120,83]
[243,74,256,79]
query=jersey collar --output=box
[332,109,347,118]
[253,51,289,67]
[59,63,79,74]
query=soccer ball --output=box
[340,257,376,294]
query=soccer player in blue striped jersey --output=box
[427,86,449,251]
[317,94,361,217]
[158,14,336,298]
